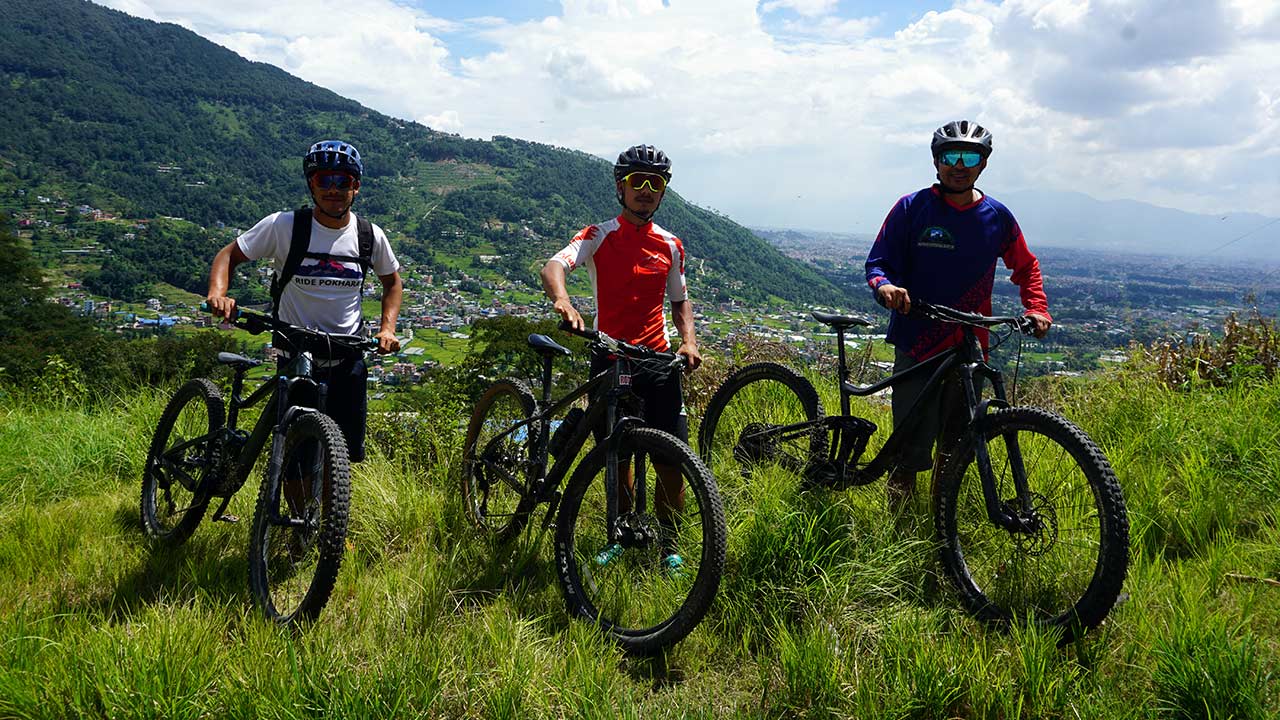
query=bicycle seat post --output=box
[539,353,555,405]
[835,326,852,417]
[227,367,248,428]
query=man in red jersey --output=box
[540,144,700,570]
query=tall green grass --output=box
[1,358,1279,718]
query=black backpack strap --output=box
[355,214,375,300]
[271,207,313,319]
[356,215,374,273]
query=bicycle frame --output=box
[478,340,675,543]
[804,311,1036,532]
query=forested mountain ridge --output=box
[0,0,849,306]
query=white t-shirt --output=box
[236,211,400,334]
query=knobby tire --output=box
[934,406,1129,643]
[248,411,352,626]
[140,378,224,545]
[555,427,726,656]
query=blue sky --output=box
[98,0,1280,233]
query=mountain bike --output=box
[140,304,377,625]
[699,301,1129,643]
[463,323,726,656]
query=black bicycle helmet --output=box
[613,144,672,182]
[931,120,993,159]
[303,140,363,180]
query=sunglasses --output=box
[937,151,984,169]
[621,172,667,193]
[311,173,356,190]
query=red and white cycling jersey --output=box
[551,216,688,352]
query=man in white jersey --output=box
[206,140,402,462]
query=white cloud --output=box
[761,0,839,17]
[91,0,1280,228]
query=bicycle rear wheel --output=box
[462,380,538,542]
[141,378,224,545]
[934,406,1129,643]
[697,362,826,483]
[555,427,726,656]
[248,412,352,625]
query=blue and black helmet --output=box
[304,140,363,180]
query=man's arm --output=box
[375,271,403,354]
[541,259,583,330]
[207,240,250,318]
[865,198,912,314]
[1002,223,1052,339]
[671,299,701,370]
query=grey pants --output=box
[890,348,969,473]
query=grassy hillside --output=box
[0,0,849,306]
[2,349,1277,718]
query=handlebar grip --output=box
[558,320,600,341]
[200,301,240,320]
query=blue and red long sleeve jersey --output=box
[864,186,1051,360]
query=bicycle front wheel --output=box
[555,427,726,656]
[141,378,224,545]
[462,379,538,542]
[934,406,1129,643]
[698,362,827,484]
[248,412,352,625]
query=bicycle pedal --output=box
[213,513,241,523]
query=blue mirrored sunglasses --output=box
[938,151,984,168]
[311,173,356,190]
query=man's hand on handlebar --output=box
[875,283,911,315]
[206,295,238,320]
[553,298,585,331]
[1024,312,1052,339]
[677,342,702,372]
[375,329,401,355]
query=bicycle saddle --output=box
[527,333,572,356]
[811,311,872,329]
[216,352,261,369]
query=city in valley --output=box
[17,192,1279,393]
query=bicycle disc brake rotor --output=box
[614,512,658,549]
[1007,492,1057,556]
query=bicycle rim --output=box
[699,363,825,487]
[936,407,1129,641]
[463,380,537,540]
[556,427,726,655]
[250,413,351,625]
[141,378,222,543]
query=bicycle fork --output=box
[963,370,1040,535]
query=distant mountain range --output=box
[756,190,1279,265]
[999,190,1279,263]
[0,0,849,306]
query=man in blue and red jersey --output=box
[540,144,700,570]
[865,120,1052,509]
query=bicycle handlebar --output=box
[556,320,687,370]
[200,302,381,354]
[912,301,1036,335]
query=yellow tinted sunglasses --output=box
[621,172,667,193]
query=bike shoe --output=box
[594,543,624,567]
[660,553,685,578]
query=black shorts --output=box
[589,352,688,443]
[278,356,369,463]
